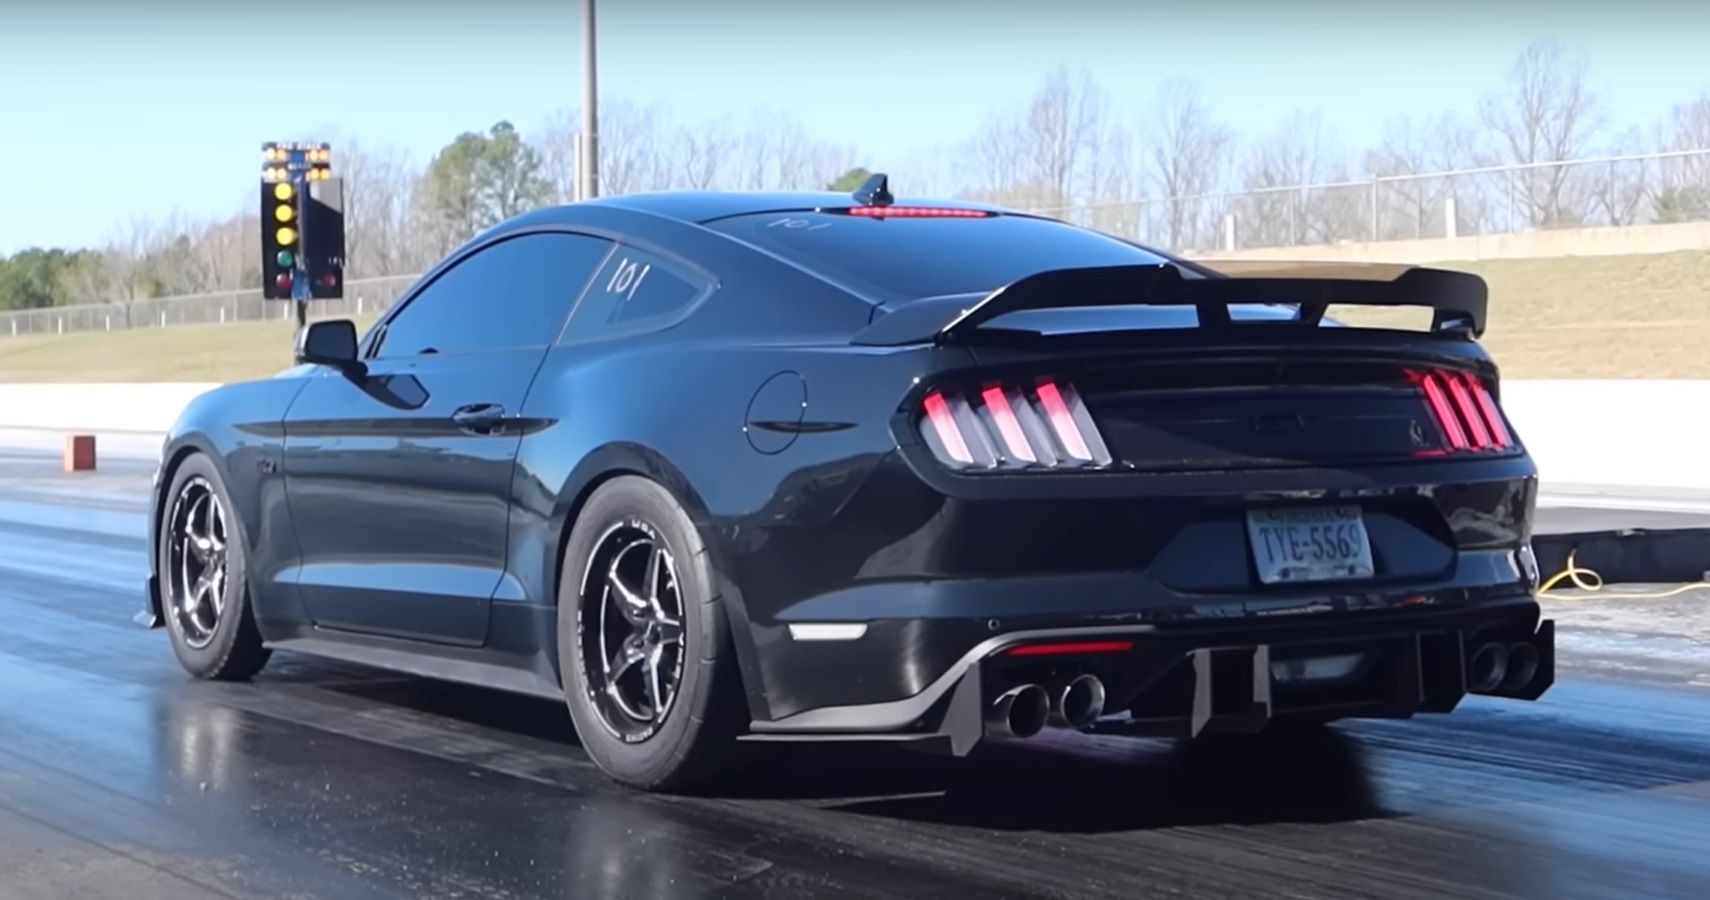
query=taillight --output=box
[1407,369,1514,454]
[917,378,1113,471]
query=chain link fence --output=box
[0,275,418,339]
[1035,148,1710,255]
[5,149,1710,340]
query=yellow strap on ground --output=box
[1538,549,1710,599]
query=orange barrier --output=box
[63,434,96,472]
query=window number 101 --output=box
[607,257,651,301]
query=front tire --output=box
[557,476,747,792]
[158,453,271,681]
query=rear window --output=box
[705,211,1173,303]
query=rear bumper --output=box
[745,592,1551,754]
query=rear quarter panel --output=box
[508,320,972,706]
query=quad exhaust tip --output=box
[1467,640,1543,694]
[1468,641,1509,693]
[1050,674,1106,730]
[1502,641,1539,692]
[986,684,1050,739]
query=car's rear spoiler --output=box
[850,261,1489,346]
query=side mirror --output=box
[294,319,367,379]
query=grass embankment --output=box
[1,251,1708,382]
[0,314,378,383]
[1327,250,1710,379]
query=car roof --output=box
[501,191,1022,228]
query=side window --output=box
[376,233,612,358]
[560,247,707,344]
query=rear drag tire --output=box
[557,476,748,793]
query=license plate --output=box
[1245,506,1374,585]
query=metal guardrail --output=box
[5,149,1709,339]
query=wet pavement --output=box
[2,447,1708,899]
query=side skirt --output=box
[266,632,565,702]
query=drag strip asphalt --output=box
[1,450,1707,899]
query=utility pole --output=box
[579,0,600,201]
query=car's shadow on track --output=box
[314,669,1387,835]
[746,729,1388,833]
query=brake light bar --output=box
[1007,639,1135,657]
[917,378,1113,471]
[841,206,992,218]
[1408,369,1513,455]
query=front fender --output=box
[143,377,310,635]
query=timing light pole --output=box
[579,0,600,201]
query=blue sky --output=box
[3,0,1707,254]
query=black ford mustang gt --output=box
[142,176,1552,791]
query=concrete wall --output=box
[1,380,1705,491]
[0,383,217,434]
[1198,220,1710,265]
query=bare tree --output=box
[84,216,169,323]
[148,211,200,296]
[775,119,858,191]
[1143,79,1232,250]
[533,108,581,203]
[1027,67,1113,211]
[887,146,962,200]
[1652,93,1710,223]
[957,67,1118,212]
[339,142,418,279]
[599,100,674,195]
[677,114,737,189]
[1239,109,1354,246]
[178,213,253,294]
[1364,113,1489,239]
[1590,126,1650,226]
[960,111,1038,207]
[1478,39,1606,228]
[535,101,675,200]
[1081,125,1146,242]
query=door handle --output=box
[452,403,507,434]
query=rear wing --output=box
[850,261,1489,346]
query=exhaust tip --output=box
[986,684,1049,739]
[1051,674,1106,730]
[1468,641,1509,693]
[1501,642,1539,691]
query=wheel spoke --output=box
[606,640,645,685]
[643,546,663,606]
[606,562,651,626]
[182,494,212,562]
[209,499,227,553]
[209,564,226,617]
[643,645,666,721]
[656,617,684,647]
